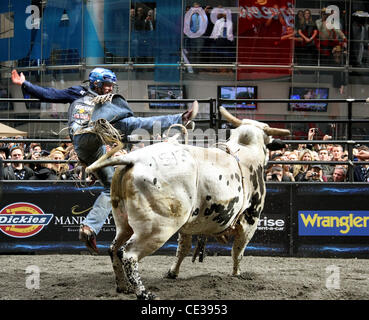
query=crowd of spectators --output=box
[292,7,348,93]
[1,128,369,182]
[0,135,147,181]
[266,128,369,183]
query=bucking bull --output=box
[86,107,290,300]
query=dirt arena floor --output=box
[0,254,368,300]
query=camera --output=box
[311,172,317,177]
[269,173,280,181]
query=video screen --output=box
[288,87,329,112]
[148,85,185,108]
[218,86,257,109]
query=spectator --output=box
[210,11,235,64]
[286,151,298,175]
[0,136,8,149]
[354,145,369,182]
[0,146,9,162]
[330,165,347,182]
[331,144,344,162]
[27,143,42,157]
[295,163,326,182]
[266,166,284,182]
[355,148,369,160]
[3,146,35,180]
[293,149,314,180]
[298,9,318,65]
[134,6,146,31]
[145,9,155,31]
[304,164,326,182]
[278,154,295,181]
[318,147,334,180]
[30,156,59,180]
[26,149,43,171]
[295,10,305,29]
[315,8,347,66]
[49,147,70,179]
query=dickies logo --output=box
[0,202,53,238]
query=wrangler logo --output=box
[298,211,369,236]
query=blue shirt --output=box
[22,80,87,104]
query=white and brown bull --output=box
[86,107,289,300]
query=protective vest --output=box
[68,93,134,139]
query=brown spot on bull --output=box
[111,164,134,208]
[170,200,182,217]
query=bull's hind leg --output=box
[231,215,259,276]
[108,205,134,294]
[122,223,182,300]
[109,241,134,294]
[166,232,192,279]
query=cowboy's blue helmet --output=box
[89,68,117,90]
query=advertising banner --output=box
[0,182,115,253]
[293,184,369,257]
[0,182,289,255]
[237,0,295,80]
[1,182,369,257]
[298,210,369,236]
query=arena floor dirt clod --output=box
[0,254,368,300]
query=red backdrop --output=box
[237,0,295,80]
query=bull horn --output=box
[219,106,242,127]
[263,127,290,136]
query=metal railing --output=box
[0,97,368,182]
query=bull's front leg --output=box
[231,215,259,276]
[166,232,192,279]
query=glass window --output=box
[0,12,14,39]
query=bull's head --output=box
[219,107,290,145]
[220,107,290,138]
[219,107,290,165]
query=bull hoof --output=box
[137,291,157,300]
[165,270,178,279]
[116,285,135,294]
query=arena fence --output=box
[0,97,368,258]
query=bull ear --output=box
[219,107,242,127]
[263,127,290,136]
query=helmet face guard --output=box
[89,68,117,91]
